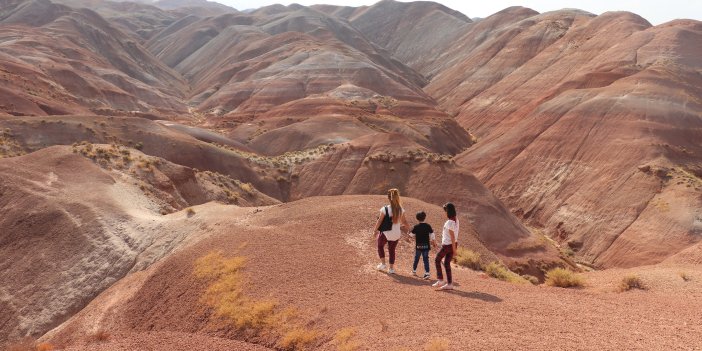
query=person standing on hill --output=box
[433,202,459,290]
[372,188,408,274]
[409,211,436,279]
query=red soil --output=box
[40,197,702,350]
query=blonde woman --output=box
[373,188,409,274]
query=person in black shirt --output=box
[409,211,436,279]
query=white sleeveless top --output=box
[380,205,403,241]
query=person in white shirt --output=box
[372,188,408,274]
[432,202,459,290]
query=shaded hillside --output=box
[144,5,472,155]
[0,0,188,117]
[313,0,473,77]
[52,0,185,41]
[0,145,278,342]
[0,115,301,200]
[154,0,238,17]
[423,8,702,267]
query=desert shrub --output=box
[278,328,319,350]
[195,251,329,349]
[225,190,239,203]
[137,159,153,171]
[195,252,278,329]
[186,208,196,217]
[545,268,584,288]
[485,262,526,284]
[134,141,143,150]
[521,274,540,285]
[679,272,692,282]
[240,182,254,194]
[424,338,449,351]
[334,327,360,351]
[619,275,646,292]
[453,248,482,270]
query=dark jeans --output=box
[435,245,454,284]
[377,233,398,264]
[413,249,430,272]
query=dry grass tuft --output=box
[619,275,646,292]
[195,251,319,348]
[278,327,319,350]
[334,327,360,351]
[424,338,449,351]
[679,272,692,282]
[485,262,527,284]
[521,274,540,285]
[6,340,54,351]
[195,252,278,329]
[453,248,482,270]
[545,268,584,288]
[35,343,54,351]
[0,128,25,158]
[239,182,254,194]
[379,319,389,332]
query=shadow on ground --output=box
[437,289,503,302]
[383,272,502,302]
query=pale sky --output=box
[217,0,701,25]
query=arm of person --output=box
[430,232,436,248]
[373,213,384,236]
[449,229,457,253]
[400,212,410,235]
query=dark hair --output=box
[443,202,456,219]
[416,211,426,222]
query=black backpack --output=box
[378,206,393,232]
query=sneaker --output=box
[388,268,396,274]
[439,283,454,290]
[377,263,387,271]
[432,280,445,287]
[411,270,417,277]
[423,272,431,280]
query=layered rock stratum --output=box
[1,0,701,349]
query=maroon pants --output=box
[436,245,454,284]
[377,233,398,264]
